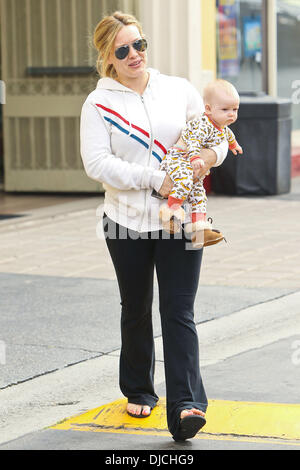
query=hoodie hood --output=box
[96,68,160,92]
[96,68,160,137]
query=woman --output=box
[80,11,228,441]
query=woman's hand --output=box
[158,174,173,198]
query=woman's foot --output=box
[173,408,206,441]
[180,408,205,420]
[127,403,151,418]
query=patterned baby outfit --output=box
[159,113,238,215]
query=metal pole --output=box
[262,0,278,97]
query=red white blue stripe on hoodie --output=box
[96,103,167,163]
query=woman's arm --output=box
[210,140,229,167]
[80,100,165,191]
[192,141,229,181]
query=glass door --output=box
[216,0,264,93]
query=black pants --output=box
[103,215,208,438]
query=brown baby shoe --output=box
[185,218,225,248]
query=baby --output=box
[158,79,243,248]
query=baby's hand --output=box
[191,157,208,182]
[231,143,243,155]
[191,158,205,171]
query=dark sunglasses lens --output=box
[133,39,147,52]
[115,39,147,60]
[115,45,129,60]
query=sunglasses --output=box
[114,38,148,60]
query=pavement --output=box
[0,179,300,452]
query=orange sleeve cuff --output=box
[229,141,238,150]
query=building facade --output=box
[0,0,299,192]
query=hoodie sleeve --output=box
[80,100,165,191]
[184,80,228,167]
[185,79,205,121]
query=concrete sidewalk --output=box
[0,180,300,450]
[1,179,300,286]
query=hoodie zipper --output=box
[115,86,155,232]
[140,95,154,164]
[139,94,154,232]
[119,89,154,232]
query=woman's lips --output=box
[129,59,142,68]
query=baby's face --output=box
[206,92,239,128]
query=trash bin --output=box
[211,93,292,196]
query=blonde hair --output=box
[93,11,144,79]
[203,79,239,104]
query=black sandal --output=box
[173,414,206,441]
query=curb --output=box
[51,397,300,442]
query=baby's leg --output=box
[159,149,193,233]
[152,153,171,199]
[166,149,193,207]
[186,180,225,248]
[185,178,224,248]
[188,179,207,221]
[159,154,168,172]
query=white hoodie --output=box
[80,68,228,232]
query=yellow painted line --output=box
[51,397,300,442]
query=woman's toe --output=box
[127,404,142,415]
[180,408,205,420]
[142,405,151,416]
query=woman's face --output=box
[108,25,148,84]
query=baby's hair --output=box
[203,79,239,104]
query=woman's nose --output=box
[128,44,139,58]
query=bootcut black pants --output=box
[103,214,208,437]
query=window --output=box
[216,0,263,93]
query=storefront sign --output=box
[243,16,262,58]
